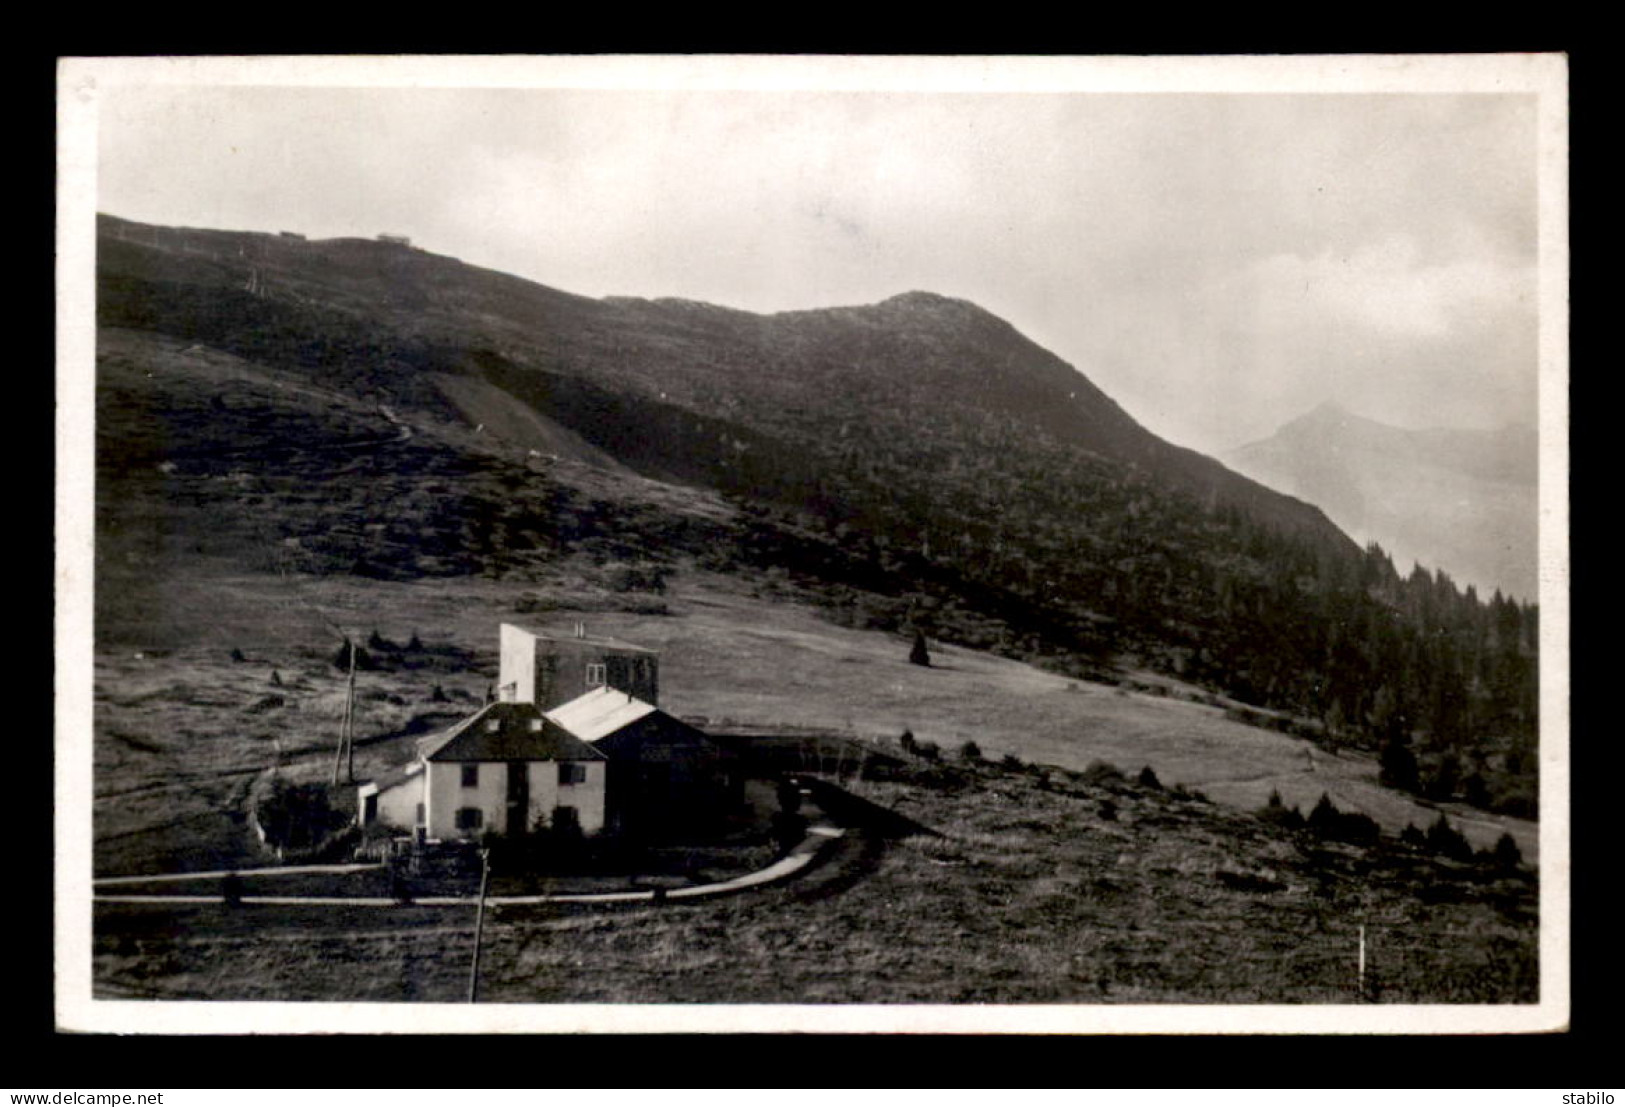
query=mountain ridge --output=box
[1227,402,1538,600]
[95,212,1353,552]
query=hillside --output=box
[85,218,1541,1007]
[93,655,1537,1006]
[1227,402,1539,602]
[96,214,1347,542]
[91,214,1539,824]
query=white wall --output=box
[425,760,507,840]
[372,771,425,831]
[498,624,537,704]
[425,758,608,840]
[526,761,607,836]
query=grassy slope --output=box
[82,320,1539,1004]
[89,566,1536,880]
[93,759,1537,1004]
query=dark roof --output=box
[418,702,608,763]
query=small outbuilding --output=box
[547,687,742,835]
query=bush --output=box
[958,740,983,763]
[1426,813,1475,862]
[1138,765,1162,790]
[916,741,941,762]
[1401,823,1427,849]
[1001,753,1025,771]
[1097,800,1119,821]
[331,641,374,672]
[1304,792,1379,845]
[1082,760,1124,783]
[909,630,931,667]
[1379,739,1420,792]
[1492,831,1524,871]
[256,778,349,851]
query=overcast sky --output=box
[92,62,1550,456]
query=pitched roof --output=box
[418,701,607,763]
[363,760,424,795]
[545,686,659,743]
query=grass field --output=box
[83,552,1539,1004]
[85,562,1536,879]
[91,757,1536,1004]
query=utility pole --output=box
[468,849,492,1003]
[345,639,357,784]
[332,637,357,786]
[1357,924,1367,1000]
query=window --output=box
[455,807,483,831]
[461,764,480,788]
[558,762,588,786]
[585,662,607,688]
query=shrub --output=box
[1307,793,1340,835]
[1266,787,1284,809]
[1401,823,1427,849]
[958,740,983,763]
[1098,800,1119,821]
[1082,760,1124,783]
[1426,813,1475,862]
[916,741,941,762]
[899,729,917,754]
[1001,753,1025,771]
[909,630,931,667]
[1378,738,1417,790]
[1492,831,1524,871]
[230,647,247,663]
[1137,765,1163,790]
[331,641,374,672]
[256,778,348,851]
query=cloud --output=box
[1248,234,1534,339]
